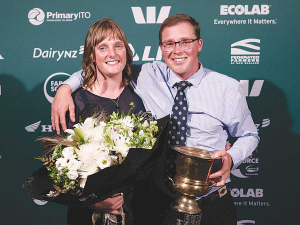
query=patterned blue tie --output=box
[165,81,191,190]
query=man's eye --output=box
[182,41,191,45]
[165,42,174,46]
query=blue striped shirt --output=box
[64,61,259,197]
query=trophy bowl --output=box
[168,145,222,215]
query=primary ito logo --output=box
[129,43,162,62]
[221,5,269,15]
[44,72,70,103]
[131,6,171,24]
[231,39,260,64]
[25,121,52,133]
[33,46,84,61]
[28,8,90,25]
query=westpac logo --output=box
[237,220,255,225]
[44,72,70,103]
[25,121,53,133]
[231,39,260,64]
[131,6,171,24]
[231,188,263,198]
[129,43,162,61]
[28,8,90,26]
[33,46,84,61]
[221,5,270,15]
[240,80,264,97]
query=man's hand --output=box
[209,145,233,186]
[89,196,124,215]
[51,84,75,134]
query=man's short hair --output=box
[159,14,201,44]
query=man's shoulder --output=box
[202,67,240,88]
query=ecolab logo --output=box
[28,8,90,25]
[44,72,70,103]
[129,43,162,61]
[231,188,263,198]
[33,46,84,61]
[231,39,260,64]
[221,5,269,15]
[25,121,53,133]
[131,6,171,24]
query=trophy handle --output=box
[167,176,179,189]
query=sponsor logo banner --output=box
[231,39,260,65]
[131,6,171,24]
[25,121,53,133]
[214,5,277,25]
[33,46,84,61]
[231,150,260,178]
[44,72,70,103]
[231,188,271,207]
[0,54,4,59]
[28,8,90,26]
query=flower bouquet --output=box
[23,104,169,223]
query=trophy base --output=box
[162,206,202,225]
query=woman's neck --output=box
[87,73,124,99]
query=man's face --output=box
[160,22,203,80]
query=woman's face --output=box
[94,34,127,79]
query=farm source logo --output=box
[25,121,53,133]
[131,6,171,24]
[44,72,70,103]
[221,5,269,15]
[237,220,255,225]
[231,153,260,178]
[28,8,90,25]
[33,45,84,61]
[231,39,260,64]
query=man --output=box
[52,14,259,224]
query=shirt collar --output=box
[167,61,205,88]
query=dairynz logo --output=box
[131,6,171,24]
[129,43,162,61]
[25,121,53,133]
[255,118,271,131]
[28,8,91,25]
[231,39,260,64]
[44,72,70,103]
[33,46,84,61]
[231,153,259,178]
[221,5,269,15]
[237,220,255,225]
[240,80,264,97]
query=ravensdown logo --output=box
[237,220,255,225]
[231,39,260,64]
[131,6,171,24]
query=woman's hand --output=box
[89,196,124,215]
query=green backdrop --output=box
[1,0,299,224]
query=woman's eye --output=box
[116,44,124,49]
[99,46,107,51]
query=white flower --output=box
[67,158,82,171]
[67,170,78,180]
[142,120,149,127]
[79,178,87,188]
[120,116,134,130]
[114,135,130,157]
[62,147,76,160]
[55,157,68,170]
[139,130,144,136]
[96,155,112,170]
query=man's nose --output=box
[173,42,183,54]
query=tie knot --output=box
[174,81,191,91]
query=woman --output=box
[66,18,146,225]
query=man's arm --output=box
[209,84,259,186]
[51,70,83,134]
[89,196,124,215]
